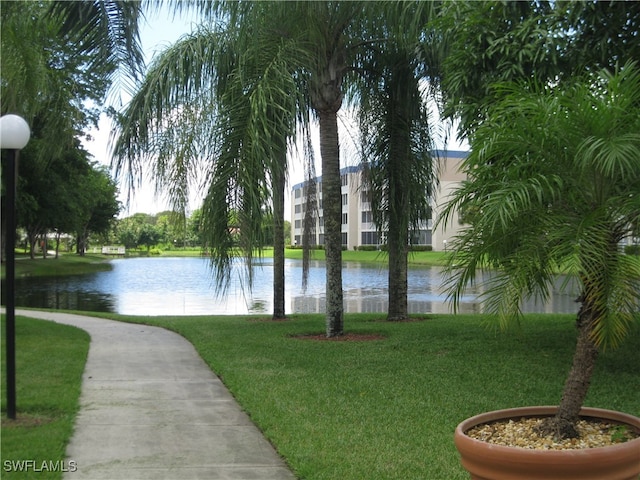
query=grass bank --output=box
[1,316,90,480]
[3,248,449,280]
[282,247,449,266]
[86,312,640,479]
[2,253,112,279]
[118,246,450,267]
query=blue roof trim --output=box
[432,149,469,158]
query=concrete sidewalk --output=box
[16,309,296,480]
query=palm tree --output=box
[113,17,305,319]
[356,3,439,321]
[2,0,141,148]
[1,2,52,118]
[116,1,444,332]
[262,1,369,336]
[199,23,304,318]
[200,1,379,337]
[439,63,640,438]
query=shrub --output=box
[624,244,640,255]
[410,245,433,252]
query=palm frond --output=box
[48,0,145,98]
[440,62,640,348]
[112,26,230,198]
[356,44,438,247]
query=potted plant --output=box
[439,63,640,479]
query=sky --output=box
[83,8,468,219]
[82,7,198,216]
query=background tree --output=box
[187,208,205,247]
[2,0,140,259]
[115,216,143,250]
[114,213,172,251]
[17,140,92,258]
[435,0,560,139]
[74,166,120,255]
[155,211,190,248]
[557,0,640,73]
[435,0,640,140]
[439,63,640,439]
[137,223,163,253]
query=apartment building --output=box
[290,150,468,251]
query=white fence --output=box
[101,246,126,255]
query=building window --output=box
[361,231,379,245]
[295,188,301,198]
[341,232,348,245]
[342,193,348,206]
[318,234,325,245]
[294,220,301,229]
[361,211,373,223]
[411,229,432,245]
[341,213,348,225]
[341,174,348,186]
[295,204,301,214]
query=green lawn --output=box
[2,311,638,479]
[1,316,90,480]
[90,312,640,480]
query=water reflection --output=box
[4,257,580,316]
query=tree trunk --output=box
[54,231,61,259]
[540,291,599,439]
[310,44,345,337]
[318,110,343,337]
[387,225,409,321]
[385,60,412,321]
[386,139,410,321]
[77,230,87,256]
[272,150,286,320]
[28,230,37,260]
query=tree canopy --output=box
[436,0,640,140]
[1,1,130,259]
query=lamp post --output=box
[1,114,31,420]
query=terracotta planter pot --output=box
[454,406,640,480]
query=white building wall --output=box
[432,151,467,252]
[291,151,468,251]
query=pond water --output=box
[7,257,580,316]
